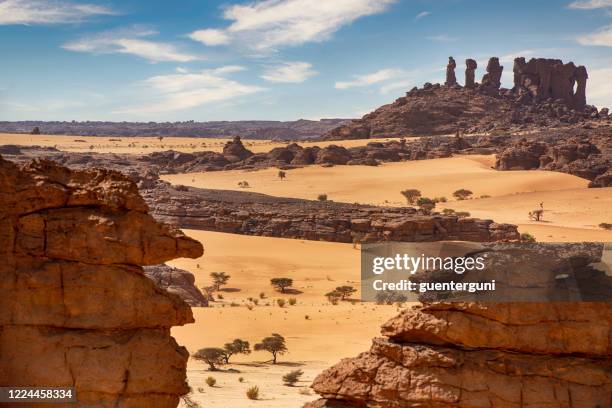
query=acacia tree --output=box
[400,189,421,205]
[416,197,436,214]
[193,347,226,371]
[254,333,287,364]
[270,277,293,293]
[335,286,357,300]
[210,272,230,291]
[453,189,473,200]
[223,339,251,363]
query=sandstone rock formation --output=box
[323,56,604,140]
[513,57,589,109]
[481,57,503,90]
[306,243,612,407]
[0,157,204,407]
[144,264,209,307]
[222,135,254,162]
[464,58,477,88]
[145,183,519,243]
[445,56,457,86]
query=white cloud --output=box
[577,25,612,46]
[425,34,458,42]
[0,0,115,25]
[568,0,612,9]
[261,61,317,83]
[335,68,404,89]
[188,28,231,46]
[586,67,612,107]
[415,11,430,20]
[188,0,396,51]
[117,66,264,113]
[63,27,200,62]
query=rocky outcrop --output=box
[144,183,519,243]
[144,264,209,307]
[222,135,254,162]
[0,157,204,407]
[495,136,611,186]
[445,57,457,86]
[513,58,588,109]
[323,56,604,139]
[481,57,503,90]
[306,243,612,407]
[464,58,477,89]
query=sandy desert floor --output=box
[0,133,407,154]
[171,231,400,407]
[162,155,612,242]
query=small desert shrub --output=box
[400,189,421,205]
[455,211,471,217]
[304,315,310,320]
[278,170,286,180]
[238,377,244,383]
[217,293,224,300]
[298,388,311,395]
[238,181,250,188]
[259,292,266,299]
[599,223,612,230]
[175,184,189,191]
[433,196,447,203]
[276,298,286,308]
[520,233,537,243]
[376,291,408,305]
[288,297,297,305]
[480,194,491,198]
[246,386,259,400]
[282,369,304,386]
[442,208,455,215]
[252,298,259,305]
[326,291,341,305]
[416,197,436,214]
[453,189,473,200]
[205,376,216,387]
[317,193,328,201]
[230,302,240,307]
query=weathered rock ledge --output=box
[145,183,519,243]
[0,157,204,407]
[306,243,612,407]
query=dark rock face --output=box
[481,57,503,90]
[306,243,612,408]
[323,56,603,140]
[513,57,589,109]
[144,264,209,307]
[445,56,457,86]
[0,157,203,408]
[144,183,520,244]
[464,58,477,88]
[222,136,253,162]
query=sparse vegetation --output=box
[520,233,537,243]
[282,369,304,386]
[442,208,455,215]
[270,277,293,293]
[193,347,226,371]
[238,377,244,383]
[278,170,286,180]
[205,376,216,387]
[210,272,230,291]
[223,339,251,363]
[455,211,471,217]
[376,291,408,305]
[317,193,328,201]
[453,189,473,200]
[335,285,357,300]
[433,196,447,203]
[400,189,421,205]
[246,386,259,400]
[276,298,286,308]
[599,223,612,230]
[416,197,436,214]
[254,333,287,364]
[325,291,341,305]
[259,292,266,299]
[288,297,297,305]
[238,181,250,188]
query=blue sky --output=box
[1,0,612,121]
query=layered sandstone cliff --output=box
[0,157,204,407]
[306,243,612,407]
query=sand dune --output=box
[162,155,611,242]
[0,133,405,155]
[171,231,398,407]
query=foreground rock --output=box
[306,243,612,407]
[0,157,204,407]
[144,264,209,307]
